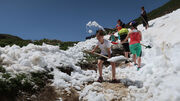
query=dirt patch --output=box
[32,86,59,101]
[77,62,97,71]
[102,82,126,90]
[117,62,133,68]
[56,66,74,75]
[16,86,59,101]
[56,87,79,101]
[102,82,128,101]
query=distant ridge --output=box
[0,34,23,40]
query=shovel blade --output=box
[107,56,127,62]
[146,45,152,48]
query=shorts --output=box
[122,43,130,52]
[98,54,113,62]
[129,43,142,57]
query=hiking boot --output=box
[97,77,103,83]
[110,79,118,83]
[125,60,129,64]
[134,63,138,66]
[137,67,141,71]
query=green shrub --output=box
[0,66,54,98]
[0,34,78,50]
[0,66,6,73]
[59,41,78,50]
[2,73,11,79]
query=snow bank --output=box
[0,37,99,90]
[116,9,180,101]
[79,9,180,101]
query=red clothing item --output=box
[129,30,141,45]
[111,42,118,44]
[116,24,122,31]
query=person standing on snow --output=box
[116,19,124,31]
[121,21,142,71]
[116,19,125,40]
[141,6,149,29]
[109,32,116,42]
[91,30,117,83]
[118,24,130,64]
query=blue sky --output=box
[0,0,169,41]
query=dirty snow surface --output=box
[0,9,180,101]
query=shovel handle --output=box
[84,50,109,59]
[140,43,146,47]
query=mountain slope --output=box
[0,34,23,40]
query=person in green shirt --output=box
[109,32,116,42]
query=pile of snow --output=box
[133,9,180,101]
[0,38,97,73]
[79,82,106,101]
[0,37,99,89]
[115,9,180,101]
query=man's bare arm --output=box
[91,45,98,53]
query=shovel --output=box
[141,43,151,49]
[84,50,127,62]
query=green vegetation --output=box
[76,52,98,71]
[59,41,78,50]
[33,39,78,50]
[0,34,78,50]
[0,65,53,99]
[0,34,31,47]
[33,38,61,46]
[133,0,180,25]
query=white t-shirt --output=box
[97,39,112,55]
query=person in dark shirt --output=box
[141,6,149,29]
[118,24,130,63]
[116,19,125,32]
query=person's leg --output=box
[145,23,149,29]
[143,22,146,29]
[133,54,137,64]
[111,62,116,80]
[125,52,128,58]
[97,59,104,77]
[136,43,142,68]
[145,19,149,29]
[122,43,129,64]
[123,43,129,59]
[124,52,130,64]
[137,57,141,67]
[130,44,136,64]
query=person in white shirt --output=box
[91,30,116,83]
